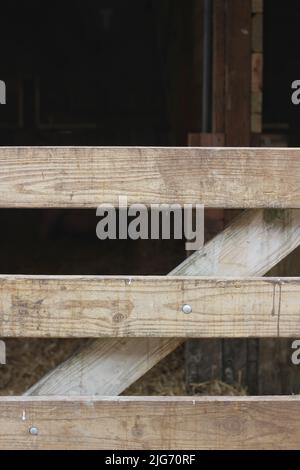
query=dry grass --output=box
[124,345,246,396]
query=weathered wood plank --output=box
[1,147,300,207]
[1,396,300,450]
[27,209,300,396]
[251,92,262,114]
[2,275,300,338]
[258,248,300,395]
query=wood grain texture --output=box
[2,396,300,450]
[222,0,252,381]
[27,209,300,396]
[225,0,251,145]
[251,113,262,133]
[25,338,182,396]
[1,147,300,207]
[2,275,300,338]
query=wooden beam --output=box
[2,396,300,449]
[252,53,263,93]
[2,275,300,338]
[212,0,225,133]
[252,0,263,14]
[251,5,263,134]
[187,133,224,146]
[225,0,251,145]
[27,209,300,396]
[1,148,300,208]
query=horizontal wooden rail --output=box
[0,396,300,449]
[25,209,300,396]
[0,275,299,338]
[0,147,300,207]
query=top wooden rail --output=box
[0,147,299,208]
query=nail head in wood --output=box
[182,304,192,315]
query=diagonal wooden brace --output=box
[26,209,300,396]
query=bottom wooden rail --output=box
[0,396,299,449]
[1,275,300,338]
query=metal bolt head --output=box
[182,304,192,314]
[29,426,39,436]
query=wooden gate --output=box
[0,146,300,449]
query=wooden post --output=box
[186,0,254,391]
